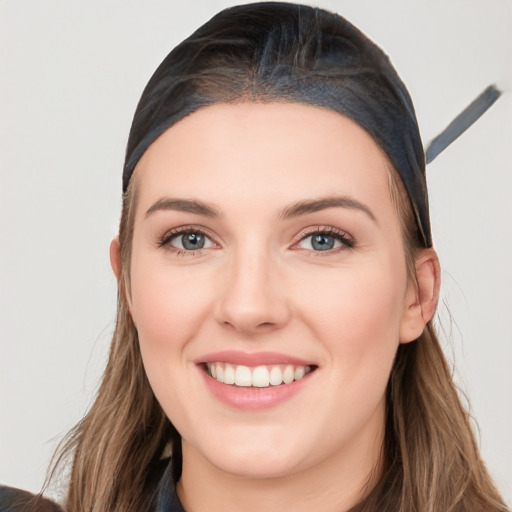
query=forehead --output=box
[133,102,393,216]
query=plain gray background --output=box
[1,0,511,503]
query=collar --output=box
[154,461,185,512]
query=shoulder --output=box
[0,486,63,512]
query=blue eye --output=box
[164,230,215,251]
[175,232,205,250]
[296,230,352,252]
[310,234,336,251]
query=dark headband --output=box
[122,2,432,247]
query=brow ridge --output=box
[145,195,375,223]
[279,195,377,222]
[145,198,221,218]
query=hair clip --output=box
[425,84,502,164]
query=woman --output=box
[1,2,508,511]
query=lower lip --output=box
[199,367,314,410]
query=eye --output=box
[159,228,217,253]
[294,228,353,252]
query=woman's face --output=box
[126,102,420,481]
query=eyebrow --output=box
[145,195,376,223]
[279,195,377,223]
[145,198,222,218]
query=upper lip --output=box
[196,350,315,367]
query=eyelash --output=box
[157,225,355,256]
[157,226,216,257]
[292,226,355,256]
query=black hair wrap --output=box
[122,2,432,248]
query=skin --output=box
[111,102,439,512]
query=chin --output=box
[210,451,303,480]
[187,428,309,480]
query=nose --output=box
[214,245,291,335]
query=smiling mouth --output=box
[203,362,316,388]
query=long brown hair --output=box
[50,3,508,511]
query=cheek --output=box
[127,252,218,433]
[287,258,407,447]
[296,256,407,373]
[128,251,213,373]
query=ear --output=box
[110,236,122,282]
[110,236,136,327]
[110,235,135,321]
[399,249,441,343]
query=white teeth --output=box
[216,364,224,382]
[234,365,252,387]
[252,366,270,387]
[269,366,283,386]
[294,366,306,380]
[223,364,235,385]
[206,362,312,388]
[283,365,294,384]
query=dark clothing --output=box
[0,462,184,512]
[0,486,63,512]
[153,461,185,512]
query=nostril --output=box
[256,322,275,328]
[220,319,279,333]
[221,321,238,331]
